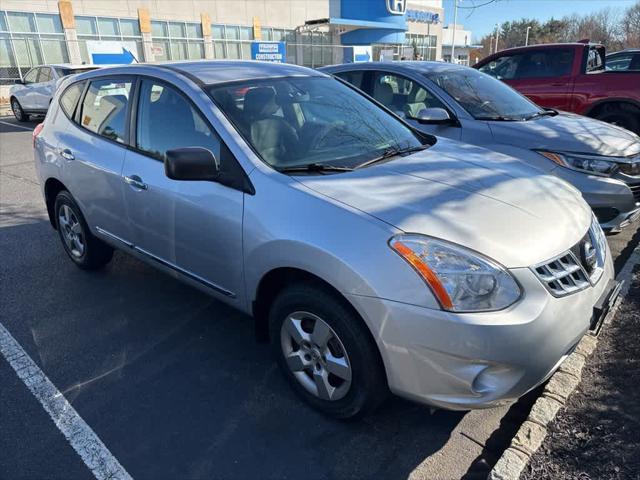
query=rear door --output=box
[57,76,134,245]
[479,48,576,110]
[18,68,40,109]
[122,78,245,303]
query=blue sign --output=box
[406,10,440,24]
[91,47,137,65]
[251,42,286,63]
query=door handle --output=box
[59,148,74,161]
[124,175,148,190]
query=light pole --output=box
[494,23,500,53]
[525,26,531,46]
[451,0,459,63]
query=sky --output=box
[442,0,638,41]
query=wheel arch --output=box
[44,177,68,228]
[584,97,640,117]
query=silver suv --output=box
[34,62,618,418]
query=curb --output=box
[488,243,640,480]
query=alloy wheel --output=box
[58,205,85,258]
[11,99,23,121]
[280,311,352,401]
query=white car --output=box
[9,64,98,122]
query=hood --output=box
[297,139,591,268]
[488,112,640,158]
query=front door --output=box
[122,78,245,303]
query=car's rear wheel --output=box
[11,98,28,122]
[269,283,387,419]
[54,191,113,270]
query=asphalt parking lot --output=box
[1,115,639,480]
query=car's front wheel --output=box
[269,283,388,419]
[11,98,28,122]
[54,191,113,270]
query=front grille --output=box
[630,184,640,203]
[532,217,606,297]
[534,253,591,296]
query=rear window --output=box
[59,82,85,118]
[56,67,98,77]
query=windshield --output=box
[207,76,424,171]
[424,68,542,120]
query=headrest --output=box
[375,82,394,105]
[408,86,427,103]
[244,87,279,117]
[99,94,127,109]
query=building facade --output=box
[1,0,445,86]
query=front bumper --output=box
[551,166,638,232]
[347,251,615,410]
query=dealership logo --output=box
[386,0,407,15]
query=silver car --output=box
[9,64,98,122]
[34,61,618,418]
[320,62,640,233]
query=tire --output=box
[269,283,388,419]
[10,98,29,122]
[592,104,640,135]
[54,191,113,270]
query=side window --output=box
[59,82,85,118]
[23,68,39,84]
[514,49,574,78]
[607,53,633,71]
[334,71,364,90]
[38,67,52,83]
[479,55,521,80]
[79,78,132,143]
[586,48,605,73]
[136,80,221,162]
[372,72,446,119]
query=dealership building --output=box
[0,0,449,75]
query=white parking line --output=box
[0,120,34,131]
[0,322,133,480]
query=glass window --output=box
[97,17,119,36]
[0,12,8,32]
[372,72,446,119]
[213,41,224,59]
[41,38,69,63]
[239,26,253,41]
[120,19,140,37]
[80,78,132,143]
[23,68,39,83]
[226,26,239,41]
[586,47,605,73]
[170,40,188,60]
[212,24,224,39]
[482,49,574,80]
[136,80,221,162]
[36,14,63,33]
[169,22,186,38]
[188,42,204,59]
[60,81,84,118]
[335,70,364,90]
[208,77,423,170]
[7,12,36,32]
[425,68,542,120]
[76,17,98,35]
[37,67,52,82]
[186,23,202,39]
[151,21,167,37]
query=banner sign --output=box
[86,41,138,64]
[251,42,286,62]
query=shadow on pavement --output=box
[1,218,464,479]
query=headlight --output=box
[538,151,619,176]
[389,234,521,312]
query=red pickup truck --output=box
[474,42,640,134]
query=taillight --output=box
[33,123,44,148]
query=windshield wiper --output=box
[276,163,354,174]
[523,109,558,121]
[475,115,520,121]
[356,144,429,169]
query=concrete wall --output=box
[0,0,328,28]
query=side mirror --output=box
[14,79,25,85]
[415,107,453,125]
[165,147,220,181]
